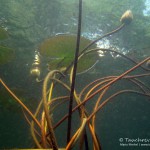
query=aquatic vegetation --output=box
[0,45,14,65]
[30,51,41,79]
[0,87,25,112]
[0,1,150,150]
[0,27,9,40]
[0,86,37,114]
[0,27,15,65]
[39,35,98,73]
[0,87,18,112]
[120,10,133,24]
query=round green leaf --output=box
[39,35,98,73]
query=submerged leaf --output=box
[0,27,9,40]
[0,88,25,113]
[0,45,14,65]
[39,35,98,73]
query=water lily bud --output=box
[30,67,40,77]
[120,10,133,24]
[30,52,41,78]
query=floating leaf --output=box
[0,27,9,40]
[0,45,14,65]
[39,35,98,73]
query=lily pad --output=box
[0,27,9,40]
[39,35,98,73]
[0,45,14,65]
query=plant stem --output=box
[67,0,82,143]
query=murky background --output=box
[0,0,150,149]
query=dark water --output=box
[0,0,150,149]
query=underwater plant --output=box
[0,27,9,40]
[0,27,15,65]
[0,0,150,150]
[39,35,98,73]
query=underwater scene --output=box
[0,0,150,149]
